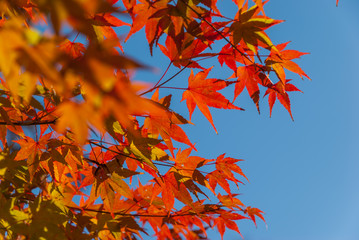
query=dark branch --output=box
[0,119,57,126]
[67,206,221,218]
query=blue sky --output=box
[123,0,359,239]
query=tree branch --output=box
[0,119,57,126]
[67,206,221,218]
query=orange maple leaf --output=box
[14,133,52,181]
[216,154,248,184]
[245,206,266,227]
[60,40,86,59]
[230,4,283,54]
[233,64,272,112]
[218,193,244,210]
[265,42,310,83]
[214,211,247,240]
[159,34,208,69]
[264,79,302,119]
[182,68,243,134]
[144,90,196,156]
[14,133,51,161]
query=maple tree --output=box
[0,0,325,239]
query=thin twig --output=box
[178,0,252,63]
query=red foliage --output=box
[0,0,317,239]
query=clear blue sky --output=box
[122,0,359,239]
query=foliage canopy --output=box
[0,0,315,239]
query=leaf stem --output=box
[153,61,173,89]
[139,63,191,96]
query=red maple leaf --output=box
[59,40,86,59]
[182,68,243,133]
[245,206,265,227]
[233,64,272,112]
[265,42,310,83]
[264,79,302,119]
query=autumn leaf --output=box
[214,211,247,240]
[264,79,302,119]
[59,40,86,59]
[207,170,232,196]
[245,206,265,227]
[14,133,52,181]
[218,43,253,72]
[218,194,244,210]
[232,64,272,112]
[216,154,248,184]
[265,42,310,83]
[171,148,208,177]
[159,34,209,69]
[230,4,283,54]
[144,90,196,156]
[125,0,168,53]
[182,68,243,134]
[14,134,51,161]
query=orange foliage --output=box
[0,0,314,239]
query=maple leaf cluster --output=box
[0,0,311,239]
